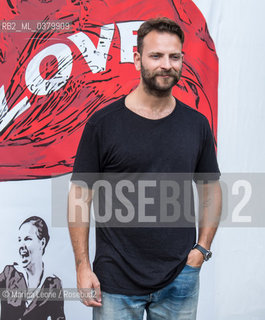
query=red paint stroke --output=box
[0,0,218,181]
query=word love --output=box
[0,21,143,132]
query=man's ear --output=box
[134,51,141,71]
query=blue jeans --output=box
[93,264,200,320]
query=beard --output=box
[141,62,182,97]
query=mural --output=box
[0,216,65,320]
[0,0,218,181]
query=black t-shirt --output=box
[72,96,220,295]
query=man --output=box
[69,17,222,320]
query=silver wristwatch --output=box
[193,243,212,261]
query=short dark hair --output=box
[137,17,184,54]
[19,216,50,254]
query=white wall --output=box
[194,1,265,319]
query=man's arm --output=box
[68,182,102,307]
[187,180,222,267]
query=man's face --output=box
[136,30,183,95]
[18,222,45,268]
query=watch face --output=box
[205,251,212,261]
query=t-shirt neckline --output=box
[122,96,177,122]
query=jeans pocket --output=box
[185,264,201,270]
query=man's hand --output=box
[77,262,102,307]
[186,248,204,268]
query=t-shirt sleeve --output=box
[194,118,221,183]
[71,121,101,188]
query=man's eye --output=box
[172,55,181,61]
[151,55,159,59]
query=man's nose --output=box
[160,57,171,70]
